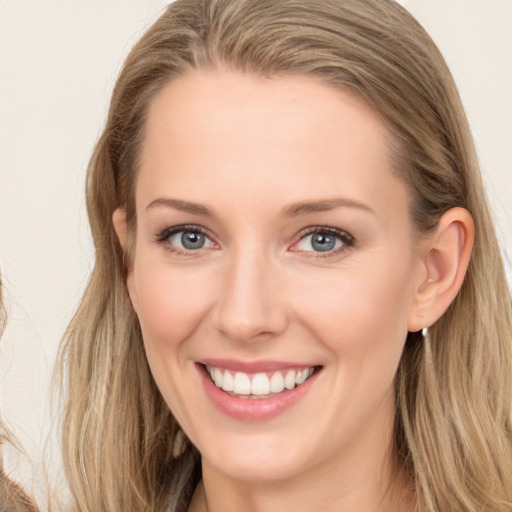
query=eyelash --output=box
[155,225,355,256]
[155,224,214,255]
[291,226,355,257]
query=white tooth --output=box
[213,368,223,387]
[284,370,296,390]
[251,373,271,395]
[308,367,315,378]
[295,368,311,384]
[295,369,308,385]
[233,372,251,395]
[270,372,285,393]
[221,371,234,392]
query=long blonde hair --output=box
[59,1,512,510]
[0,273,39,512]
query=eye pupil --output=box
[181,231,205,250]
[311,233,336,252]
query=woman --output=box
[59,0,512,510]
[0,274,39,512]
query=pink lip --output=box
[196,362,321,422]
[200,358,313,373]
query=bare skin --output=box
[113,68,473,512]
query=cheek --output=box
[132,257,217,351]
[290,260,413,368]
[130,257,219,427]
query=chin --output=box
[199,431,314,483]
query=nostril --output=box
[212,260,289,343]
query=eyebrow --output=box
[145,197,374,218]
[281,198,374,217]
[145,198,212,216]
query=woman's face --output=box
[123,69,425,483]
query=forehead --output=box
[137,68,408,220]
[142,68,390,161]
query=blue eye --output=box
[158,227,215,252]
[293,228,353,254]
[172,231,207,250]
[309,232,337,252]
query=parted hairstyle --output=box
[0,273,39,512]
[58,1,512,511]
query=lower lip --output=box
[197,364,320,422]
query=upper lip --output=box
[199,358,319,373]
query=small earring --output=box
[173,429,188,458]
[422,327,428,338]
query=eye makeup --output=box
[289,226,355,257]
[155,224,216,255]
[154,223,355,259]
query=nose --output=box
[212,246,288,344]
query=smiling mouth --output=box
[203,364,321,399]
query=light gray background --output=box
[0,0,511,506]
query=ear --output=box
[112,207,138,313]
[112,207,129,250]
[408,207,474,332]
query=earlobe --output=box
[408,207,474,332]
